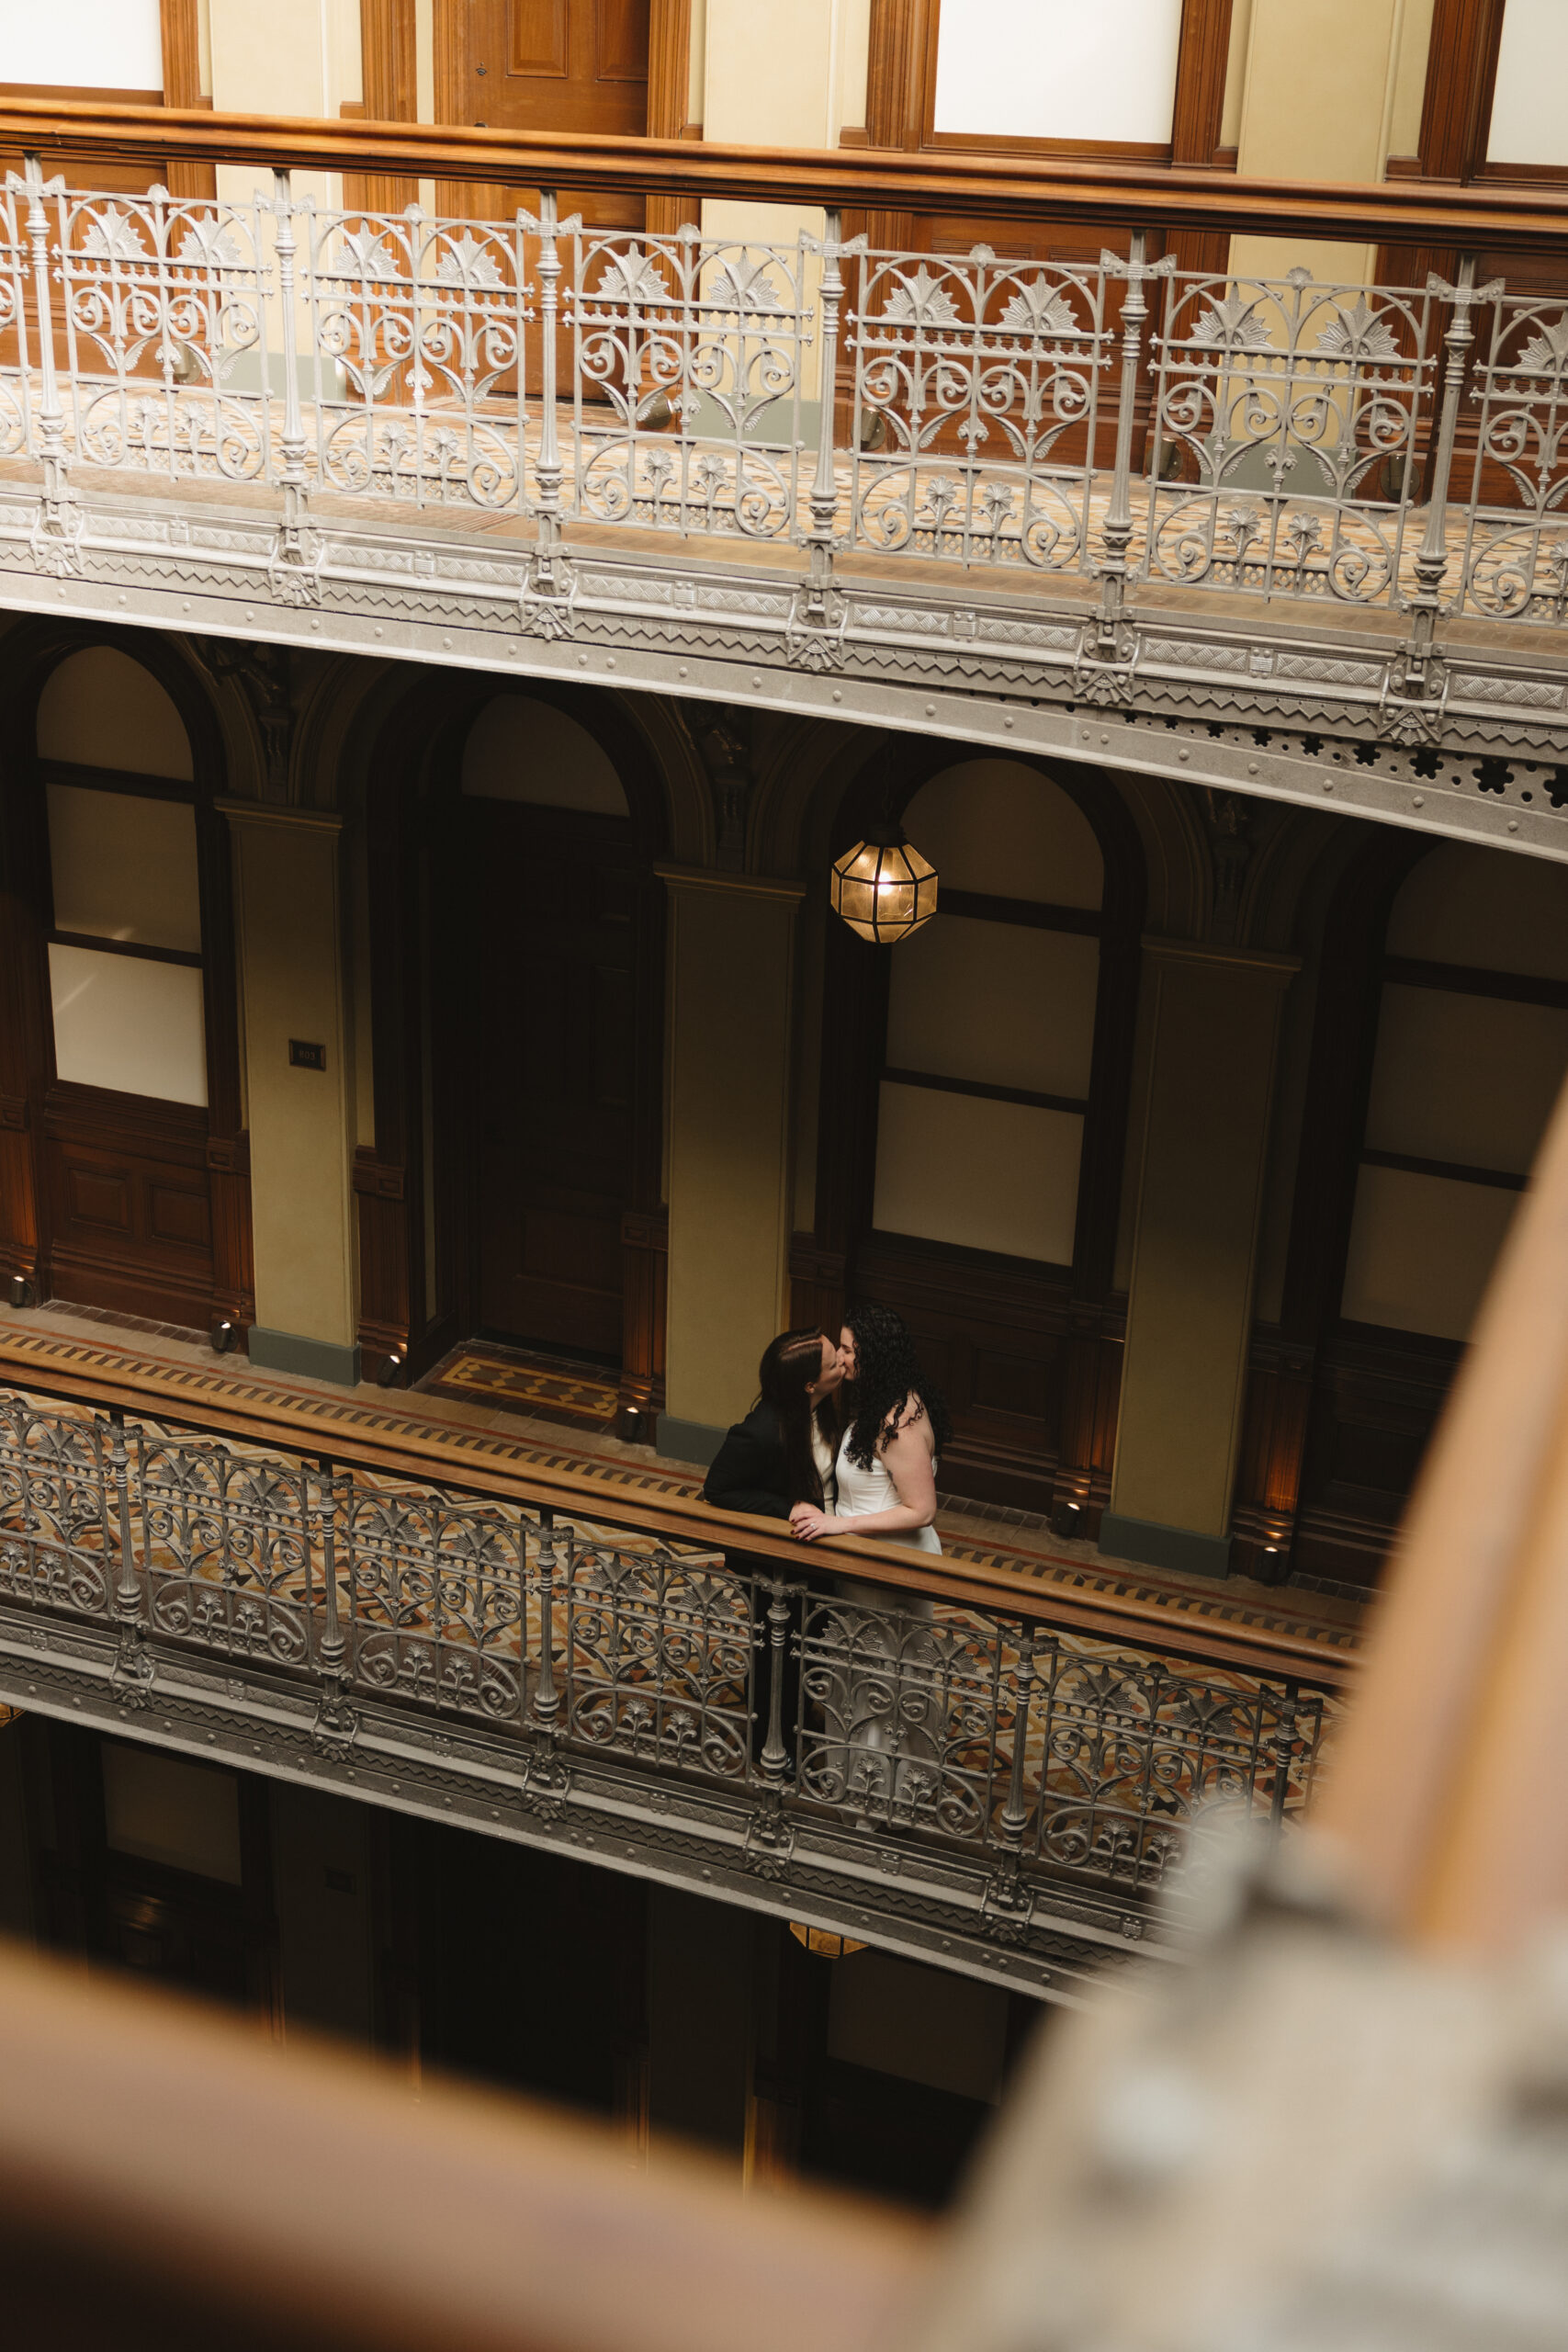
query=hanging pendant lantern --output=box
[829,826,939,945]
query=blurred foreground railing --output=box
[0,1379,1329,1907]
[3,100,1568,651]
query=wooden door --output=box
[468,798,640,1361]
[461,0,650,228]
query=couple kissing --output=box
[703,1302,951,1556]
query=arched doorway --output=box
[421,686,667,1423]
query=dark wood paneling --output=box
[852,1230,1075,1515]
[42,1083,216,1328]
[1291,1324,1461,1591]
[363,671,667,1394]
[619,1204,667,1435]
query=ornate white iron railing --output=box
[4,157,1568,640]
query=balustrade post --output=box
[526,1507,570,1802]
[1269,1681,1301,1830]
[525,190,571,605]
[19,153,76,563]
[798,211,857,642]
[1402,257,1500,699]
[271,168,313,571]
[107,1408,152,1706]
[1095,230,1172,660]
[980,1628,1037,1939]
[757,1574,793,1799]
[310,1454,356,1749]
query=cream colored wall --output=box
[701,0,873,292]
[661,868,805,1438]
[1230,0,1433,284]
[224,805,359,1358]
[209,0,360,212]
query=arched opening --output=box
[798,750,1144,1520]
[367,682,667,1422]
[0,634,248,1333]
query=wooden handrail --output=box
[4,93,1568,252]
[0,1336,1354,1687]
[1316,1069,1568,1951]
[0,1942,926,2352]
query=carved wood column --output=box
[159,0,216,200]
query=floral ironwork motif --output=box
[847,243,1112,570]
[0,172,1561,624]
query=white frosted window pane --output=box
[1364,986,1568,1175]
[901,762,1102,908]
[1488,0,1568,164]
[886,916,1099,1097]
[49,785,202,953]
[933,0,1181,144]
[102,1744,243,1884]
[50,944,208,1106]
[873,1081,1081,1263]
[0,1,164,88]
[1341,1163,1518,1341]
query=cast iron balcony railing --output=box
[4,102,1568,663]
[0,1381,1331,1925]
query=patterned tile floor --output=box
[0,1299,1368,1664]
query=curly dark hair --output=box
[839,1302,951,1473]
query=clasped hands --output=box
[788,1502,836,1542]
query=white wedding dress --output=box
[818,1401,940,1816]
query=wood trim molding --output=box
[1169,0,1235,169]
[158,0,213,198]
[647,0,697,234]
[1413,0,1506,182]
[347,4,420,220]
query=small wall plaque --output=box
[288,1039,327,1070]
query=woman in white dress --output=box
[786,1304,946,1556]
[787,1305,951,1812]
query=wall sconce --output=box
[829,828,938,945]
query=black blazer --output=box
[702,1402,795,1520]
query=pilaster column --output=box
[221,803,360,1386]
[1101,940,1299,1578]
[656,866,806,1463]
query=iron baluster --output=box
[271,170,312,570]
[107,1408,152,1704]
[311,1454,356,1750]
[757,1574,792,1796]
[520,189,578,609]
[1404,257,1502,696]
[1096,230,1173,655]
[1270,1681,1301,1829]
[19,153,74,556]
[797,211,859,648]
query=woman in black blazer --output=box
[702,1328,843,1519]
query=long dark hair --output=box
[840,1302,951,1473]
[758,1328,836,1507]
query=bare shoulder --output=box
[882,1393,931,1447]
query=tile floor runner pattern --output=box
[420,1345,620,1432]
[0,1390,1335,1890]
